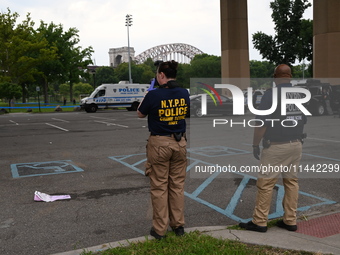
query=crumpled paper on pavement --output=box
[34,191,71,202]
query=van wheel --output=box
[85,104,97,113]
[130,102,139,111]
[315,103,325,116]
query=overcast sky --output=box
[2,0,312,66]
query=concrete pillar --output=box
[313,0,340,79]
[220,0,250,90]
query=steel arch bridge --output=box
[134,43,204,64]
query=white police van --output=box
[80,82,150,113]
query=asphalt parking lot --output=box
[0,110,339,255]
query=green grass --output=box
[0,102,129,114]
[80,231,319,255]
[0,102,79,114]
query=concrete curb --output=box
[51,210,340,255]
[50,226,228,255]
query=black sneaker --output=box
[276,220,297,231]
[173,226,185,236]
[239,221,267,233]
[150,228,166,240]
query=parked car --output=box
[296,79,340,116]
[189,94,247,117]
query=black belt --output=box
[270,139,300,145]
[150,132,185,137]
[150,132,186,141]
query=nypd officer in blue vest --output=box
[239,64,307,233]
[137,60,189,240]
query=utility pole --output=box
[125,14,133,83]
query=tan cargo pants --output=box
[252,141,302,227]
[145,135,187,236]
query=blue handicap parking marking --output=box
[185,161,335,222]
[109,146,337,222]
[11,160,84,178]
[109,154,146,175]
[188,145,249,157]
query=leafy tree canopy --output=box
[73,82,93,97]
[94,66,119,87]
[0,8,93,103]
[114,63,154,84]
[190,54,221,78]
[0,82,21,102]
[252,0,312,66]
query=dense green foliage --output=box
[1,3,313,104]
[89,55,221,89]
[0,8,93,103]
[59,82,93,100]
[0,82,21,105]
[252,0,312,66]
[94,67,119,87]
[114,62,154,85]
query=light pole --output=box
[125,14,133,83]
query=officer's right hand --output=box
[252,145,260,160]
[147,78,156,91]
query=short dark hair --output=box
[157,60,178,78]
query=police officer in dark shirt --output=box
[239,64,306,233]
[137,60,189,240]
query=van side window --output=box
[94,90,105,98]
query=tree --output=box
[137,64,154,84]
[0,82,21,105]
[297,19,313,63]
[115,62,130,82]
[143,58,159,73]
[58,82,93,101]
[0,9,18,83]
[36,22,93,103]
[252,0,312,66]
[94,66,118,87]
[0,9,57,102]
[249,60,276,89]
[59,83,70,99]
[73,82,93,98]
[115,63,154,84]
[35,22,67,103]
[0,9,93,103]
[250,60,276,78]
[113,54,222,88]
[176,63,191,88]
[292,63,312,79]
[189,54,221,78]
[66,43,93,102]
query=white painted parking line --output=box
[89,116,116,121]
[45,123,69,132]
[93,120,128,128]
[9,120,19,125]
[52,118,70,123]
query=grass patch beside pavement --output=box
[227,218,282,230]
[80,230,319,255]
[0,102,77,113]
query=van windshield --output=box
[94,89,105,98]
